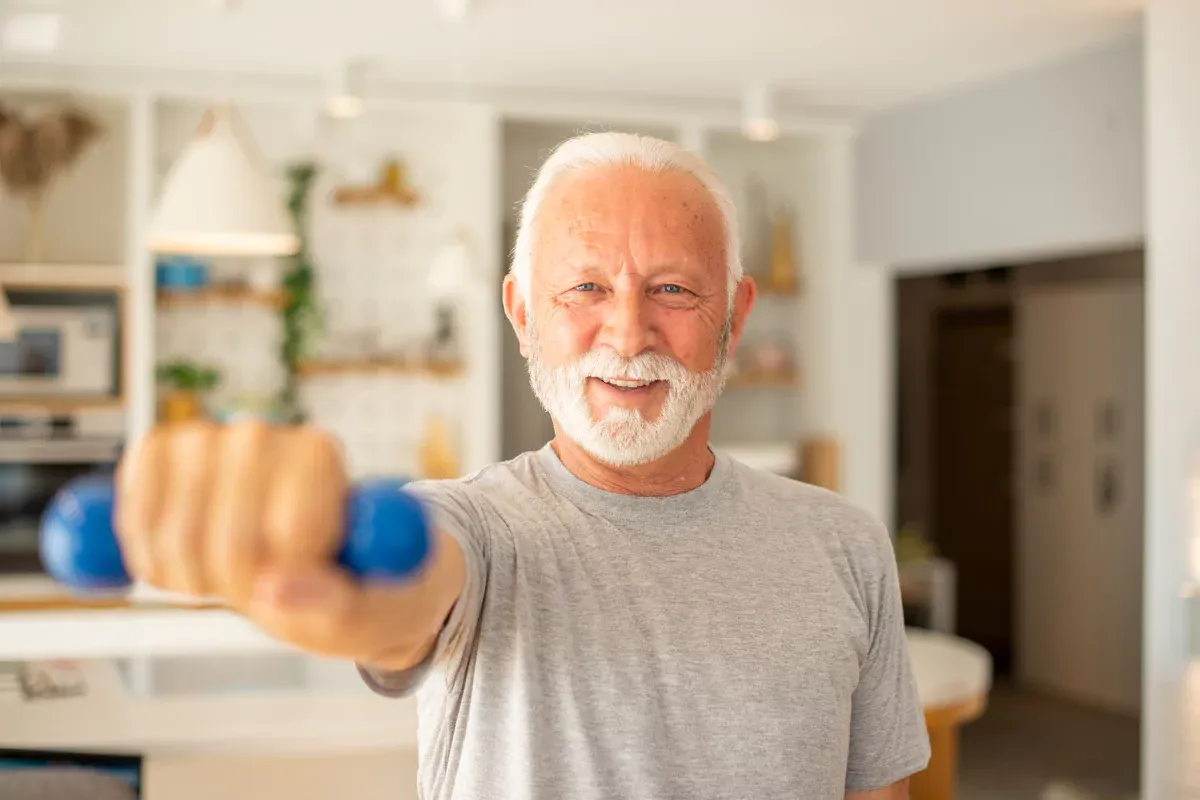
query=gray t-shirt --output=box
[361,444,930,799]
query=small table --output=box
[905,628,993,800]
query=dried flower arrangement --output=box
[0,103,103,261]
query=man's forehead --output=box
[535,165,723,244]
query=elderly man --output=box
[115,132,929,799]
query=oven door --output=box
[0,439,120,575]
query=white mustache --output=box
[568,349,693,384]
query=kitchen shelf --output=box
[0,397,125,414]
[331,186,419,207]
[156,286,288,310]
[725,369,798,388]
[0,594,222,613]
[296,358,463,379]
[754,283,801,298]
[0,263,127,291]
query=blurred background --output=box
[0,1,1196,799]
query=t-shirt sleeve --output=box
[844,523,932,793]
[358,478,489,698]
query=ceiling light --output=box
[148,104,298,257]
[742,83,780,143]
[1,12,61,55]
[439,0,471,21]
[325,61,366,120]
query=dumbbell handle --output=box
[39,475,432,593]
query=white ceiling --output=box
[0,0,1143,113]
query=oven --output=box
[0,415,121,575]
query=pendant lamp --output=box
[147,104,299,257]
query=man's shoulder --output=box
[723,457,894,563]
[402,450,548,510]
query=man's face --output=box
[503,165,755,466]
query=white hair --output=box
[510,131,743,306]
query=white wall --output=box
[855,33,1144,273]
[810,136,893,521]
[145,749,418,800]
[1143,2,1200,796]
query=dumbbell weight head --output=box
[39,475,432,593]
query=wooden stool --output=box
[905,629,993,800]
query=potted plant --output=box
[155,359,221,422]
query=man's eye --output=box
[659,284,685,295]
[574,283,598,292]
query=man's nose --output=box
[599,291,653,358]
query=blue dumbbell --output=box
[39,474,432,593]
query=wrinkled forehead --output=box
[531,164,726,280]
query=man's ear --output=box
[725,276,758,358]
[502,274,532,358]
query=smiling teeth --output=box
[603,378,651,388]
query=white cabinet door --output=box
[1016,280,1144,715]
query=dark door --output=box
[932,305,1015,675]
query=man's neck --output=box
[549,421,716,497]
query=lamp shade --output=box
[147,105,299,257]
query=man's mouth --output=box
[592,377,663,392]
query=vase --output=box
[22,190,47,263]
[160,391,203,423]
[768,207,801,295]
[419,415,459,479]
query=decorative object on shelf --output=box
[148,103,298,257]
[213,392,288,425]
[332,156,419,206]
[155,359,221,423]
[154,255,210,292]
[428,306,461,369]
[767,204,801,295]
[799,436,840,492]
[419,414,459,479]
[426,230,475,369]
[0,102,103,263]
[278,161,324,423]
[745,341,793,375]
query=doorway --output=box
[895,249,1145,794]
[931,303,1015,674]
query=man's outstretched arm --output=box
[848,778,909,800]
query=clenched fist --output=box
[115,420,464,670]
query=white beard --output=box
[525,321,732,467]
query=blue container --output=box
[155,256,209,291]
